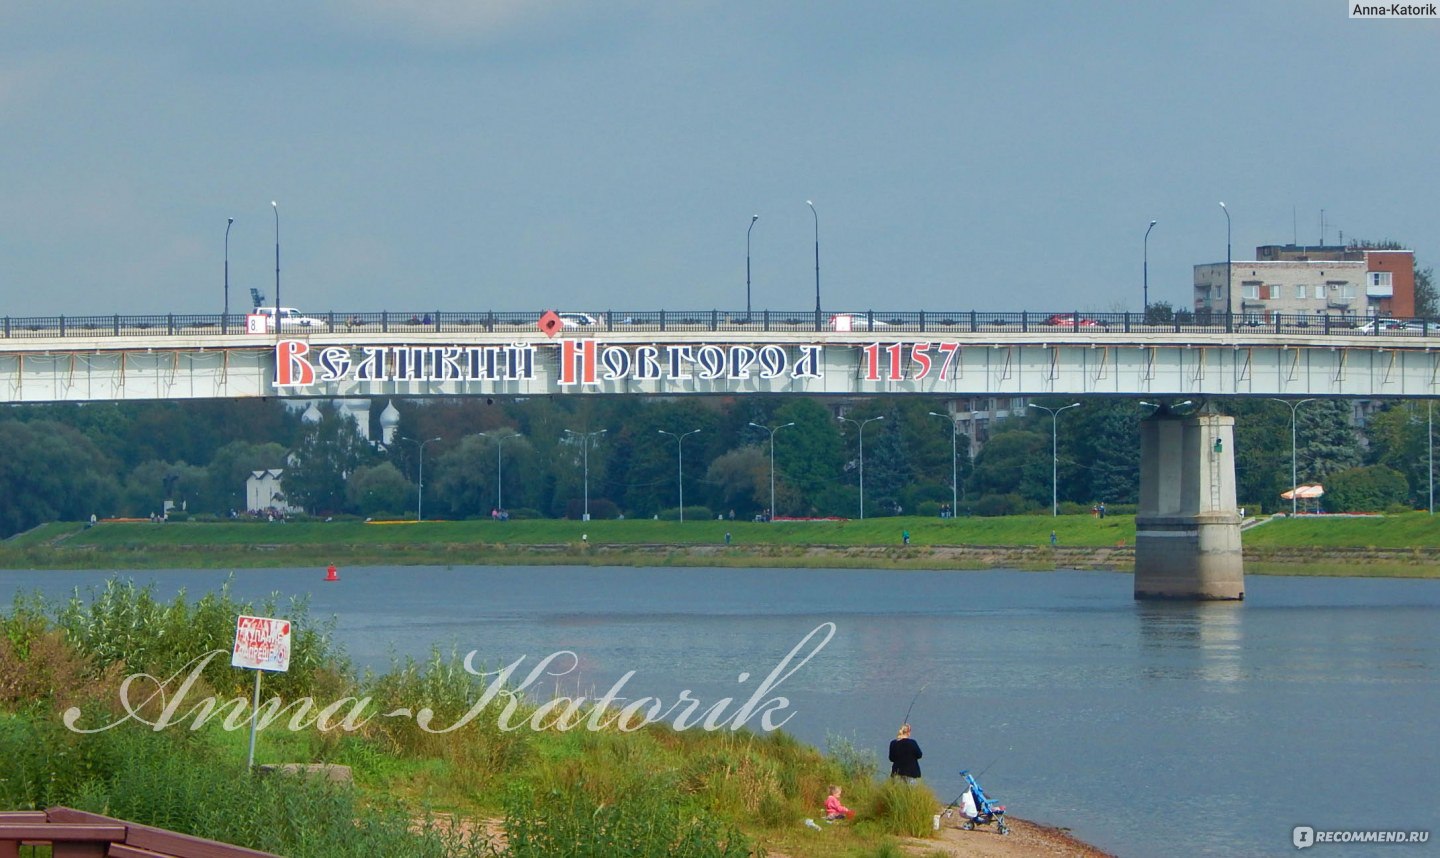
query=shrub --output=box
[566,498,619,520]
[973,493,1028,517]
[658,506,714,522]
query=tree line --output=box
[0,393,1436,536]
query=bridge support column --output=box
[1134,410,1244,600]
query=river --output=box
[4,565,1437,857]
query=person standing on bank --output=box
[889,723,922,780]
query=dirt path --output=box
[895,817,1115,857]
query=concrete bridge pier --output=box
[1134,409,1244,600]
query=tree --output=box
[0,420,120,536]
[430,430,534,517]
[206,440,289,515]
[704,447,769,516]
[1296,400,1362,484]
[968,423,1050,508]
[1068,400,1143,504]
[1325,465,1409,512]
[1362,401,1437,507]
[771,399,845,516]
[858,408,914,515]
[346,462,413,516]
[121,460,209,517]
[282,407,375,514]
[1144,300,1176,325]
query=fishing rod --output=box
[901,682,928,726]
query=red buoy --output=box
[324,564,339,582]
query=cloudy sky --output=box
[2,2,1435,317]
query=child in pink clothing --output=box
[824,785,855,821]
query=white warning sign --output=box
[231,614,292,672]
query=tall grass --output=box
[0,712,491,857]
[863,778,940,838]
[503,780,754,858]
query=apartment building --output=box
[1194,244,1415,322]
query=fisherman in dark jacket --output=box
[889,723,923,779]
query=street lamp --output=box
[1219,202,1231,332]
[224,217,234,323]
[929,411,959,515]
[806,200,820,322]
[746,214,758,319]
[1143,219,1157,316]
[1269,398,1316,516]
[271,202,280,318]
[563,429,607,520]
[658,428,701,521]
[1028,403,1080,516]
[400,436,442,521]
[476,431,522,512]
[749,421,795,521]
[837,414,885,519]
[1139,399,1194,413]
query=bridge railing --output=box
[3,310,1438,340]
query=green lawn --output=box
[5,513,1440,575]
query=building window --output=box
[1314,285,1325,300]
[1339,285,1356,299]
[1242,283,1260,300]
[1295,284,1308,300]
[1369,272,1393,288]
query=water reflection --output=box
[1137,601,1243,684]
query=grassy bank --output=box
[3,513,1439,577]
[0,579,949,857]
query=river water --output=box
[4,565,1437,857]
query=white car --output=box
[1358,318,1427,334]
[252,307,325,331]
[828,313,890,330]
[559,312,599,328]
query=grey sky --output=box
[2,2,1435,317]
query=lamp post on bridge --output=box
[749,421,794,522]
[224,217,233,323]
[1143,219,1156,317]
[658,428,701,522]
[564,428,607,521]
[837,414,884,519]
[746,214,758,319]
[1268,398,1315,517]
[271,202,280,319]
[1220,202,1231,332]
[807,200,820,324]
[1028,402,1080,517]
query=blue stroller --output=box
[945,769,1009,835]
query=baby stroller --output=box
[944,769,1009,835]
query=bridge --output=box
[2,308,1439,402]
[7,307,1437,602]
